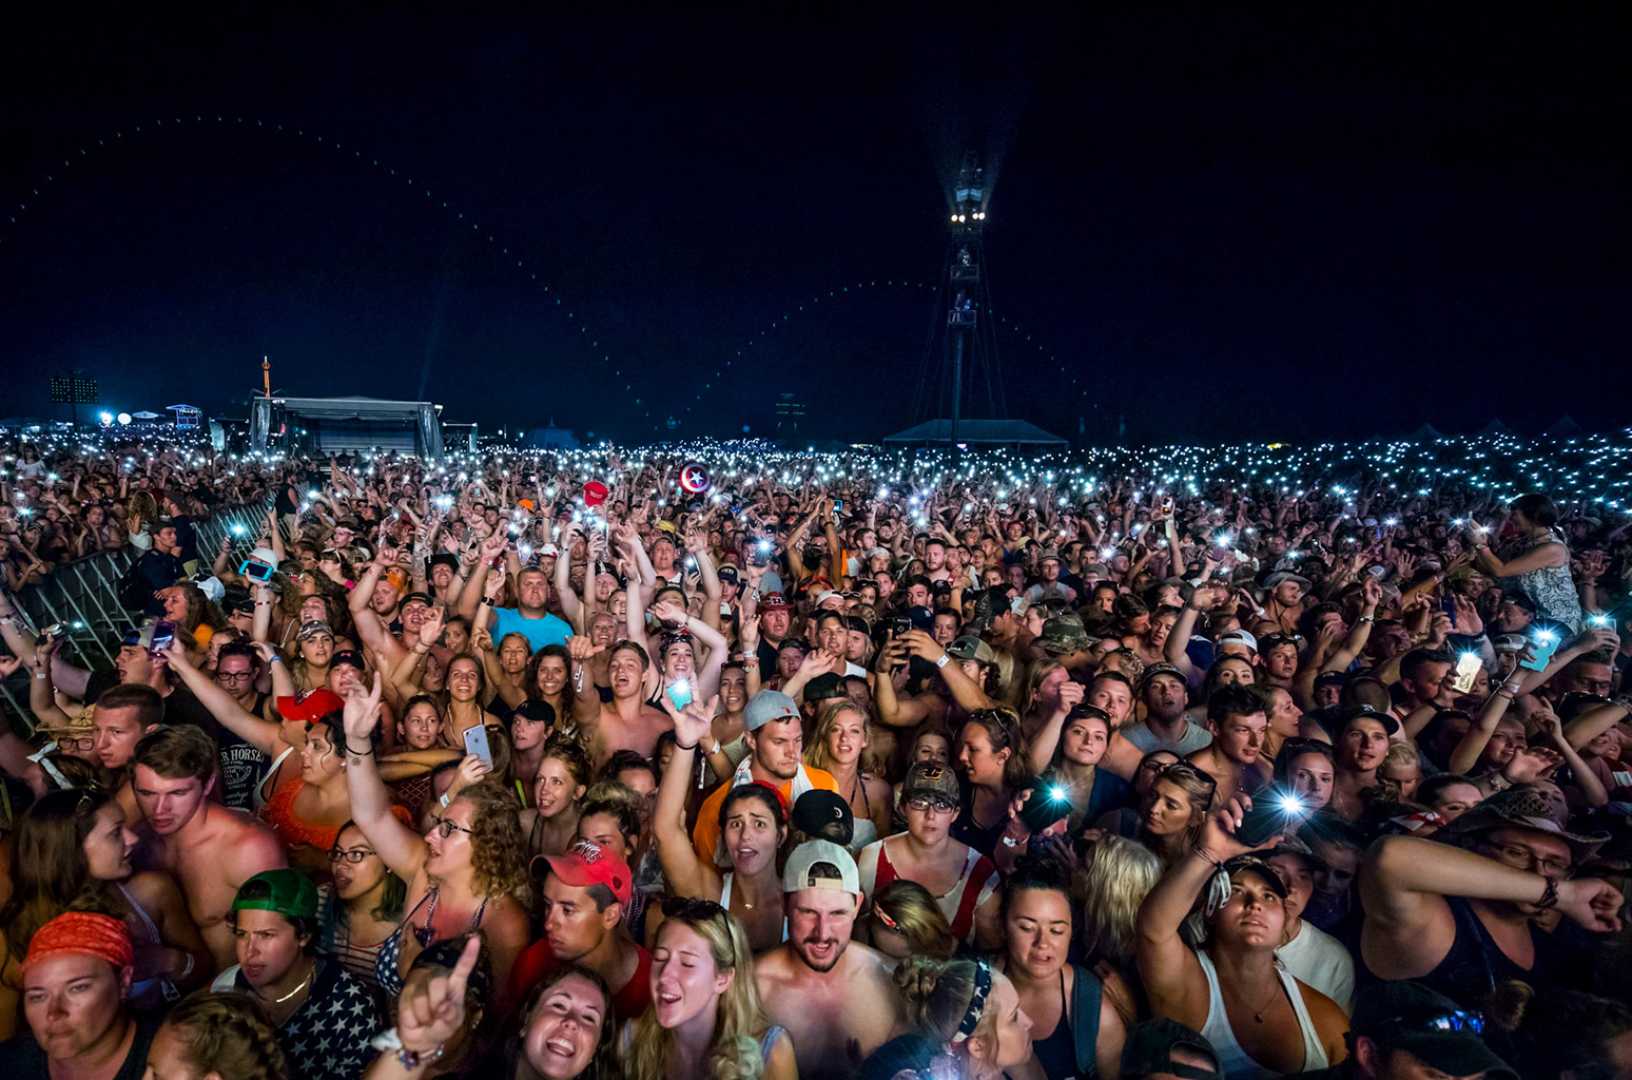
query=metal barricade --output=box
[0,498,273,727]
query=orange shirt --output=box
[691,765,838,866]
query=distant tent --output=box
[1409,423,1445,441]
[1479,418,1516,437]
[883,419,1068,448]
[521,424,581,450]
[1543,415,1582,438]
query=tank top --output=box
[1195,950,1328,1078]
[848,774,880,851]
[870,841,997,944]
[1499,529,1582,633]
[115,881,176,1010]
[374,887,491,997]
[1031,969,1079,1080]
[1414,896,1555,1012]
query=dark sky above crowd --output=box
[1,7,1627,444]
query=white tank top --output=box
[1195,950,1328,1078]
[720,872,788,942]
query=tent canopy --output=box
[884,419,1067,447]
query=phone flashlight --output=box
[229,524,247,537]
[1587,614,1613,628]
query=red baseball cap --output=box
[760,592,790,612]
[532,840,632,908]
[274,688,345,723]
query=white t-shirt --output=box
[1276,919,1355,1012]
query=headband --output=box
[23,912,134,975]
[952,958,994,1044]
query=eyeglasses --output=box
[430,816,476,839]
[214,670,255,682]
[904,794,960,814]
[329,846,377,864]
[1479,840,1571,878]
[56,735,96,752]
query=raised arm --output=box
[1446,679,1520,775]
[1025,682,1085,776]
[902,630,995,713]
[340,673,429,881]
[555,526,583,626]
[1165,585,1219,676]
[653,697,719,900]
[162,643,286,758]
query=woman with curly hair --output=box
[145,990,289,1080]
[340,674,532,1006]
[622,898,795,1080]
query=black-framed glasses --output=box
[903,794,959,814]
[430,816,475,839]
[329,846,377,864]
[55,735,97,752]
[214,670,255,682]
[1478,839,1571,878]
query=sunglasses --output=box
[1156,762,1218,794]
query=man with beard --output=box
[754,841,902,1079]
[131,725,287,968]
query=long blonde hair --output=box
[623,902,770,1080]
[1077,835,1162,971]
[804,701,872,774]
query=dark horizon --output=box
[2,7,1628,444]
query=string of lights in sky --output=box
[1,114,1089,432]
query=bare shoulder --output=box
[216,812,286,874]
[1296,977,1351,1042]
[844,939,898,984]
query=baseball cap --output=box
[781,839,861,896]
[813,590,844,609]
[1119,1017,1222,1079]
[790,790,854,846]
[536,543,560,558]
[329,649,366,673]
[901,762,962,807]
[1346,982,1516,1079]
[533,839,633,909]
[274,688,345,723]
[429,552,460,572]
[1215,629,1258,654]
[716,565,740,584]
[1338,704,1401,737]
[945,635,996,665]
[295,620,335,642]
[232,869,319,921]
[1219,855,1288,898]
[744,689,801,732]
[400,591,435,608]
[1037,616,1091,655]
[1138,661,1188,692]
[805,673,847,703]
[760,592,790,613]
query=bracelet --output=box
[1357,615,1375,624]
[176,951,196,982]
[346,741,375,757]
[268,655,283,664]
[1191,845,1225,869]
[1535,876,1559,910]
[674,739,699,752]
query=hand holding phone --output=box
[462,724,494,770]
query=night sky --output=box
[2,7,1627,444]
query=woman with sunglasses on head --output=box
[340,673,532,1004]
[654,695,792,953]
[0,788,210,1039]
[862,879,958,963]
[858,761,1004,951]
[998,855,1129,1079]
[1133,761,1216,867]
[622,898,796,1080]
[320,819,407,987]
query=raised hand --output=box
[342,671,385,742]
[1197,791,1280,862]
[396,935,483,1053]
[567,636,606,664]
[651,598,687,626]
[1503,745,1561,783]
[1054,679,1085,715]
[659,694,719,748]
[1450,595,1484,636]
[418,605,447,648]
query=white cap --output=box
[781,839,861,896]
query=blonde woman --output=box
[622,898,796,1080]
[805,700,892,850]
[861,879,957,963]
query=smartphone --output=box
[889,616,912,637]
[833,499,844,515]
[240,557,276,583]
[1161,496,1173,514]
[462,724,493,770]
[150,620,176,654]
[1587,613,1614,629]
[1018,779,1075,835]
[1235,786,1312,847]
[1367,564,1389,578]
[1440,595,1458,619]
[749,539,772,568]
[1518,628,1561,673]
[35,622,64,647]
[666,679,694,711]
[1450,651,1483,694]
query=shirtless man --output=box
[130,725,287,970]
[1187,684,1271,806]
[568,637,670,767]
[754,841,902,1079]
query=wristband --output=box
[1357,615,1375,624]
[674,739,699,752]
[1191,845,1225,869]
[1535,876,1559,910]
[268,655,283,664]
[346,741,375,757]
[935,654,950,669]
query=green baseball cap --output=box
[1037,614,1091,655]
[231,869,318,921]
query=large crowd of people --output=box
[1,432,1631,1079]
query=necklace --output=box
[1233,974,1280,1024]
[258,961,315,1006]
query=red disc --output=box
[582,480,609,507]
